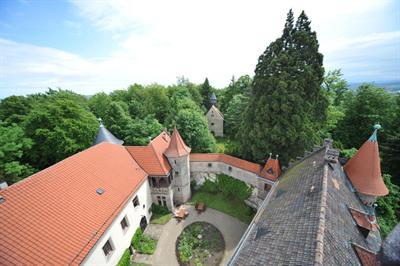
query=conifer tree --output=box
[238,10,327,165]
[200,78,213,110]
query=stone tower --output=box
[164,128,191,204]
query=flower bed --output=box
[176,222,224,266]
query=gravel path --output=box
[134,205,248,266]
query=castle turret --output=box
[344,124,388,206]
[210,92,217,106]
[93,119,124,146]
[164,128,191,203]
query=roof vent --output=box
[0,196,5,204]
[96,188,105,195]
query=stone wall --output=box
[168,155,191,204]
[190,161,274,200]
[206,108,224,137]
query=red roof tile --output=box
[349,208,379,232]
[344,131,388,196]
[190,153,271,179]
[164,128,191,157]
[126,131,172,176]
[0,143,147,265]
[352,243,379,266]
[260,158,281,181]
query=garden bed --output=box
[176,222,225,266]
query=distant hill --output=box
[349,81,400,93]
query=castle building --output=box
[229,125,389,265]
[0,124,277,265]
[0,123,392,266]
[205,92,224,137]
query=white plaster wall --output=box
[190,161,260,187]
[82,180,152,266]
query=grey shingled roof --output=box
[229,146,381,266]
[93,124,124,145]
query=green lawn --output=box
[189,191,255,224]
[150,213,172,225]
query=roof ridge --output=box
[149,141,169,173]
[314,152,329,265]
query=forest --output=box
[0,10,398,236]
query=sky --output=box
[0,0,399,98]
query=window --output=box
[211,122,214,126]
[178,187,181,191]
[157,196,162,205]
[175,171,179,176]
[264,183,271,191]
[102,239,114,258]
[120,216,129,232]
[162,196,167,206]
[133,196,140,207]
[143,204,145,209]
[151,177,156,187]
[228,166,232,171]
[208,163,212,167]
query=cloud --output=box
[0,0,397,98]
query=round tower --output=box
[164,128,191,204]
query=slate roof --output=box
[0,143,147,265]
[229,146,382,266]
[126,131,172,176]
[93,123,124,145]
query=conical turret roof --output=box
[344,124,388,196]
[260,154,281,181]
[164,127,191,157]
[93,123,124,146]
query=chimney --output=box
[0,181,8,190]
[324,148,339,163]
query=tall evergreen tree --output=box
[238,10,326,165]
[200,78,213,110]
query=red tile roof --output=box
[0,143,147,265]
[260,157,281,181]
[344,131,388,196]
[352,243,379,266]
[126,131,172,176]
[190,153,272,179]
[349,208,379,232]
[164,128,191,157]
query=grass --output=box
[189,191,255,224]
[150,213,172,225]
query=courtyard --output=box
[132,205,248,266]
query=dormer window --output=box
[349,207,378,238]
[352,243,378,266]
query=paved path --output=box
[135,205,248,266]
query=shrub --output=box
[150,203,169,215]
[201,179,218,193]
[131,228,157,255]
[216,174,252,201]
[117,249,131,266]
